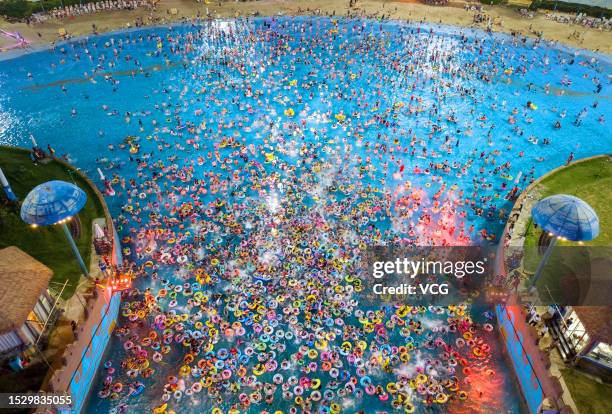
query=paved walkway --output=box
[548,349,580,414]
[497,172,586,413]
[41,218,109,389]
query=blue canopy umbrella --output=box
[532,194,599,242]
[530,194,599,286]
[21,180,90,276]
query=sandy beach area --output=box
[0,0,611,54]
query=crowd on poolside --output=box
[15,0,610,32]
[544,12,611,30]
[514,7,610,31]
[30,0,152,23]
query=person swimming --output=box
[15,16,606,414]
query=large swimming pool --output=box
[1,17,610,414]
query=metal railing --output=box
[66,292,117,391]
[502,305,545,393]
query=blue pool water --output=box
[0,17,610,414]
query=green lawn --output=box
[0,146,104,299]
[561,368,612,414]
[524,157,612,248]
[521,157,612,301]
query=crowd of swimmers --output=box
[21,15,608,414]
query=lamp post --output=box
[21,180,90,277]
[0,167,17,201]
[530,194,599,288]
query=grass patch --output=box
[0,146,104,299]
[524,157,612,248]
[560,368,612,414]
[521,157,612,300]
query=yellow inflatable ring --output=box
[314,340,328,350]
[436,393,449,404]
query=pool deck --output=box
[0,149,124,413]
[0,0,611,54]
[497,155,612,414]
[0,8,608,411]
[42,218,110,381]
[502,154,612,300]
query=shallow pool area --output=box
[0,17,610,414]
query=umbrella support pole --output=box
[531,236,557,288]
[61,222,90,278]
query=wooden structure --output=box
[0,247,57,359]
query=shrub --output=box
[0,0,34,20]
[530,1,612,19]
[0,0,112,20]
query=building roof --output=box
[573,307,612,344]
[0,246,53,333]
